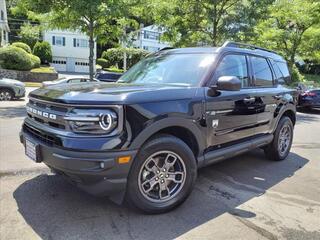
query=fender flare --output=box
[129,117,206,157]
[272,103,296,132]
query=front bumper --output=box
[20,129,137,201]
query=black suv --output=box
[20,41,297,213]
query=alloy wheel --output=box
[278,124,291,156]
[0,91,12,101]
[138,151,186,203]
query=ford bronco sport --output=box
[20,41,297,213]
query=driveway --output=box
[0,98,319,240]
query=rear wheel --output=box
[264,116,293,161]
[0,89,13,101]
[126,135,197,214]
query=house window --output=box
[143,31,160,41]
[73,38,89,48]
[1,11,4,21]
[52,36,66,46]
[52,60,66,64]
[75,62,89,66]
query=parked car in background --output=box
[298,87,320,109]
[42,77,99,87]
[0,78,25,101]
[95,71,122,82]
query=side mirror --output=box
[213,76,241,91]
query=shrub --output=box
[101,48,149,69]
[104,66,124,73]
[291,64,305,83]
[11,42,32,53]
[29,54,41,68]
[33,41,52,64]
[0,46,33,71]
[96,58,109,68]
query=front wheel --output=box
[0,89,13,101]
[264,116,294,161]
[126,135,197,214]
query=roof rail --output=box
[222,41,278,54]
[159,47,175,52]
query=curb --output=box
[0,167,50,178]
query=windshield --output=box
[118,53,216,86]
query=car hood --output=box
[0,78,25,86]
[29,82,198,105]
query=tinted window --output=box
[119,54,216,86]
[251,56,273,87]
[276,61,290,83]
[215,54,249,87]
[68,79,82,83]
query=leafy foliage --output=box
[28,53,41,68]
[11,42,32,53]
[0,46,33,71]
[18,23,42,49]
[253,0,320,66]
[101,48,149,69]
[33,41,53,64]
[96,58,109,69]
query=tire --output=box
[264,116,293,161]
[0,89,14,101]
[126,134,197,214]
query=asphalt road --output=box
[0,91,320,240]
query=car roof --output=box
[159,45,285,62]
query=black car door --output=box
[249,56,281,135]
[205,53,258,148]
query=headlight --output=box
[64,109,118,134]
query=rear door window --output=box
[250,56,273,87]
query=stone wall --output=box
[0,68,58,82]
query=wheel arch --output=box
[0,87,15,98]
[129,117,206,163]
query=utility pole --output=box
[122,27,127,71]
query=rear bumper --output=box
[20,130,137,201]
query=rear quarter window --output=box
[272,60,291,84]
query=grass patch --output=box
[24,82,42,87]
[30,66,56,73]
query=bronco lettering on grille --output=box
[27,106,57,120]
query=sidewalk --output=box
[0,87,48,176]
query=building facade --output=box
[43,30,96,73]
[0,0,10,47]
[133,25,170,52]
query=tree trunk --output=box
[88,21,95,81]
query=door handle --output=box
[243,97,256,104]
[274,95,282,100]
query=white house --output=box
[0,0,10,46]
[133,25,170,52]
[43,29,96,73]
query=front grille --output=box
[23,123,62,146]
[27,98,70,130]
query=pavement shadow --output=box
[13,150,308,240]
[0,106,27,118]
[297,107,320,115]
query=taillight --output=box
[302,92,317,97]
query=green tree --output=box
[154,0,251,47]
[253,0,320,67]
[18,0,141,80]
